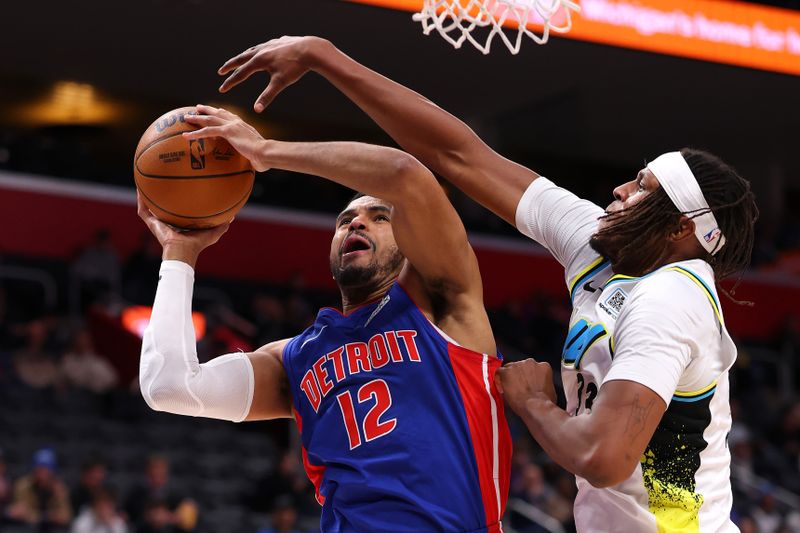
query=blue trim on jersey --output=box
[672,387,717,402]
[569,258,611,301]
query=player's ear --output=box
[669,215,695,242]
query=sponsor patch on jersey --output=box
[599,287,627,318]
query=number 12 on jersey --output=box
[336,379,397,449]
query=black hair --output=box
[680,148,758,281]
[591,148,758,294]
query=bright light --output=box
[14,80,124,125]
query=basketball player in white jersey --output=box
[215,36,759,532]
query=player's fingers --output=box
[194,104,222,116]
[210,221,232,240]
[254,77,285,113]
[218,48,258,76]
[182,126,223,140]
[493,372,505,394]
[219,62,259,93]
[184,113,226,127]
[214,107,239,120]
[136,191,154,221]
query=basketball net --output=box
[413,0,580,54]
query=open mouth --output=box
[341,234,373,258]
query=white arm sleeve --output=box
[515,177,606,281]
[139,260,255,422]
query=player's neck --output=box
[339,276,395,315]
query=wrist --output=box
[162,243,200,268]
[307,37,336,72]
[525,393,554,411]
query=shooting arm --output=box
[308,41,539,225]
[139,260,292,421]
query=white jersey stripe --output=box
[482,354,502,520]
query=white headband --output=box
[647,152,726,256]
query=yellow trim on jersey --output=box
[664,267,724,326]
[605,273,637,284]
[568,256,608,300]
[673,381,718,399]
[570,256,606,288]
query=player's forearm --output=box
[261,139,431,202]
[139,261,255,422]
[311,40,477,171]
[518,396,624,487]
[309,41,535,224]
[161,243,200,268]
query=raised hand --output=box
[183,105,270,172]
[137,191,231,268]
[217,36,330,113]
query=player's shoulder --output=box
[628,259,720,319]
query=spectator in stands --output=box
[12,319,61,390]
[250,293,289,347]
[247,452,313,516]
[770,402,800,490]
[123,232,162,306]
[738,515,758,533]
[61,328,119,394]
[71,228,121,311]
[136,498,175,533]
[71,488,128,533]
[71,457,110,514]
[256,495,304,533]
[751,484,782,533]
[124,455,196,531]
[7,447,72,528]
[512,462,572,529]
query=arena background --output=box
[0,1,798,531]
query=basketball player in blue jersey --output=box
[137,104,511,532]
[218,38,759,531]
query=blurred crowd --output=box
[0,226,799,533]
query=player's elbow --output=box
[575,444,637,488]
[388,152,436,196]
[140,379,202,417]
[139,340,202,417]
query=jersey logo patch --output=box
[301,325,328,350]
[364,295,391,328]
[583,280,599,293]
[599,287,627,318]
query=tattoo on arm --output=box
[623,393,656,441]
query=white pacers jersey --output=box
[516,178,739,533]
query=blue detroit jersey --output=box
[282,282,511,532]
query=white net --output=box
[412,0,581,54]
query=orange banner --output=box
[348,0,800,75]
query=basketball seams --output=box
[138,182,254,221]
[136,170,256,180]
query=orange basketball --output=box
[133,106,255,229]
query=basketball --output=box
[133,106,255,229]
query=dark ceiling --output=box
[2,0,799,216]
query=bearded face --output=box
[590,171,678,277]
[329,196,406,290]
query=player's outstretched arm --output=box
[184,106,493,354]
[217,36,539,226]
[496,360,666,487]
[137,195,293,421]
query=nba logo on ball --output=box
[190,139,206,170]
[704,228,721,243]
